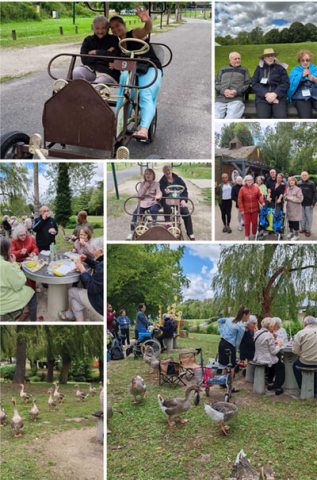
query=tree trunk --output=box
[47,359,55,383]
[59,353,71,384]
[13,328,27,384]
[166,6,170,25]
[33,162,40,214]
[98,356,104,383]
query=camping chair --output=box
[179,350,201,380]
[159,360,187,386]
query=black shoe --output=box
[275,388,284,395]
[223,226,228,233]
[267,383,275,390]
[227,226,232,234]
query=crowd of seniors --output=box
[215,48,317,119]
[0,208,103,322]
[217,308,317,397]
[216,170,316,240]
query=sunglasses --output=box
[301,58,310,62]
[264,54,275,58]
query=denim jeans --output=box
[131,204,161,231]
[300,206,313,232]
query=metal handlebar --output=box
[123,196,195,216]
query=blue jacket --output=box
[136,311,151,331]
[252,63,289,103]
[117,315,131,328]
[81,257,103,315]
[218,317,246,350]
[288,63,317,100]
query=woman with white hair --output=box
[272,317,288,345]
[253,317,285,395]
[10,224,38,263]
[231,176,244,231]
[292,316,317,397]
[238,175,265,240]
[239,314,257,361]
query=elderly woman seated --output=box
[0,237,37,321]
[253,317,285,395]
[292,316,317,397]
[239,315,257,362]
[59,239,103,322]
[272,317,288,345]
[10,224,39,262]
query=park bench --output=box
[295,366,317,400]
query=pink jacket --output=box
[137,181,162,208]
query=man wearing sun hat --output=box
[252,47,289,118]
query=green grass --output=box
[55,216,103,251]
[0,381,100,480]
[173,164,212,180]
[107,193,131,218]
[106,162,137,172]
[0,72,34,83]
[108,333,317,480]
[215,42,317,76]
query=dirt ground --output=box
[38,427,103,480]
[107,169,212,241]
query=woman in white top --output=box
[216,173,233,234]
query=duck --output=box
[48,392,57,411]
[204,401,238,436]
[158,385,197,427]
[29,399,40,421]
[130,375,146,404]
[230,450,275,480]
[19,384,31,403]
[53,382,65,403]
[143,345,160,372]
[89,383,97,396]
[74,384,89,401]
[0,403,7,426]
[11,397,24,437]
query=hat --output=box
[260,48,278,59]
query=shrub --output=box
[182,325,190,332]
[68,358,93,382]
[0,365,16,380]
[29,376,41,383]
[206,323,219,335]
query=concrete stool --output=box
[173,334,179,349]
[245,363,255,383]
[164,337,173,352]
[249,362,266,394]
[296,366,317,400]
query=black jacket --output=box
[252,63,289,103]
[298,180,316,207]
[239,330,255,361]
[81,256,103,316]
[80,34,120,81]
[32,216,58,250]
[231,184,242,207]
[159,173,189,203]
[160,318,174,339]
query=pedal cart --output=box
[124,184,194,241]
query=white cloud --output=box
[187,244,222,263]
[182,273,214,301]
[216,2,317,37]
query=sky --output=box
[215,1,317,37]
[179,245,222,301]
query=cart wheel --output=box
[0,131,33,159]
[148,110,157,143]
[224,393,230,403]
[141,339,161,357]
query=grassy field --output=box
[108,332,317,480]
[215,42,317,76]
[54,216,103,251]
[0,381,101,480]
[173,164,212,180]
[106,162,136,172]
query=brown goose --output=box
[231,450,275,480]
[11,397,24,437]
[48,392,57,411]
[0,403,7,426]
[74,384,89,401]
[143,345,160,373]
[204,401,238,435]
[130,375,146,404]
[29,399,40,421]
[158,385,197,427]
[19,384,31,403]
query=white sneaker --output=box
[287,232,293,240]
[238,225,243,231]
[292,233,299,241]
[126,233,133,240]
[244,237,249,241]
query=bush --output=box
[68,358,93,382]
[0,365,16,380]
[29,376,41,383]
[0,2,41,21]
[206,323,219,335]
[182,325,190,332]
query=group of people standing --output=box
[217,170,316,240]
[217,306,317,396]
[215,48,317,119]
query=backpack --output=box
[110,338,124,361]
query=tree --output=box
[212,245,317,322]
[54,164,72,227]
[0,163,29,201]
[219,123,254,148]
[264,28,281,44]
[88,181,104,215]
[279,28,290,44]
[107,245,188,318]
[249,27,264,44]
[260,124,293,172]
[44,163,96,196]
[305,23,317,41]
[33,162,40,214]
[288,22,307,43]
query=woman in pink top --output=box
[127,168,162,240]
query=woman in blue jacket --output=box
[288,49,317,118]
[252,48,289,119]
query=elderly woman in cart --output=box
[110,8,163,141]
[284,176,304,241]
[238,175,265,241]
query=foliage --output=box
[179,298,215,319]
[212,244,317,320]
[206,323,219,335]
[54,164,72,227]
[44,163,97,197]
[218,123,254,148]
[107,244,188,317]
[68,358,93,382]
[0,364,16,380]
[0,163,29,202]
[88,181,104,215]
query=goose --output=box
[48,392,57,411]
[74,384,89,401]
[29,399,40,421]
[0,403,7,426]
[158,385,197,427]
[230,450,275,480]
[130,375,146,404]
[89,383,97,396]
[19,384,31,403]
[53,382,65,403]
[143,345,160,373]
[204,401,238,435]
[11,397,24,437]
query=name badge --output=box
[260,77,268,84]
[302,88,311,97]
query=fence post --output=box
[75,26,78,34]
[12,30,17,40]
[59,26,63,35]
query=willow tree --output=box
[212,244,317,321]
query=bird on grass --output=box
[53,382,65,403]
[230,450,275,480]
[48,392,57,411]
[29,399,40,421]
[19,384,32,403]
[74,384,89,401]
[204,401,238,435]
[89,384,97,396]
[158,385,197,427]
[11,397,24,437]
[130,375,146,404]
[0,403,7,426]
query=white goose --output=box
[29,399,40,421]
[19,384,31,403]
[11,397,24,436]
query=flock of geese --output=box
[0,382,104,437]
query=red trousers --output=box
[244,211,258,237]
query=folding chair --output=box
[159,360,187,386]
[179,351,201,380]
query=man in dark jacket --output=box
[215,51,250,119]
[299,171,316,237]
[32,206,58,251]
[159,165,195,240]
[72,15,120,84]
